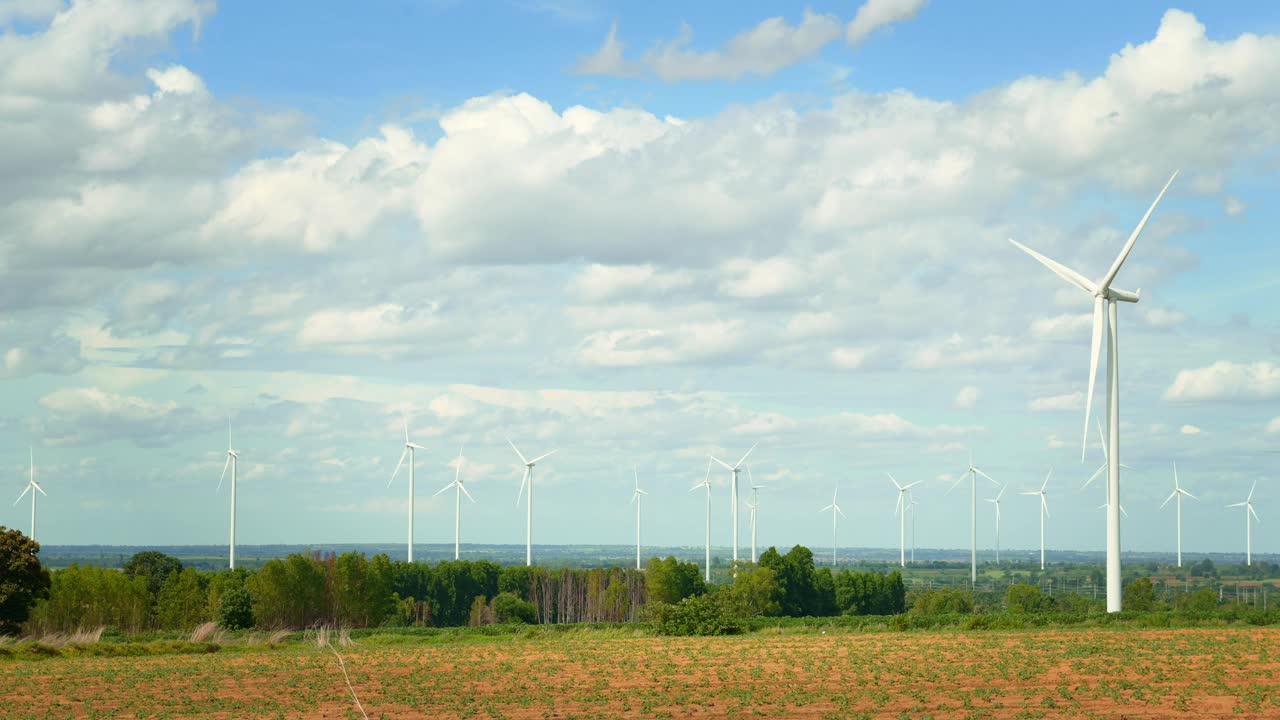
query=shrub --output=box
[490,592,536,624]
[1005,584,1048,614]
[650,593,743,636]
[909,588,975,615]
[0,527,51,635]
[1123,578,1155,612]
[217,586,254,630]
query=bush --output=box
[217,586,254,630]
[1175,587,1218,613]
[650,593,743,636]
[490,592,537,624]
[1005,584,1048,614]
[0,527,51,635]
[909,588,975,615]
[1123,578,1155,612]
[123,552,183,597]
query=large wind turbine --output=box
[819,488,845,565]
[13,447,46,541]
[1159,462,1196,567]
[689,459,713,582]
[984,484,1006,563]
[1021,470,1052,570]
[888,473,920,567]
[388,422,426,562]
[947,452,1000,583]
[433,446,474,561]
[630,467,647,570]
[1010,170,1179,612]
[907,491,919,564]
[509,439,557,567]
[1226,481,1260,566]
[747,474,763,564]
[216,418,240,569]
[709,444,757,567]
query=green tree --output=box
[123,551,183,597]
[909,588,975,615]
[25,564,150,633]
[0,527,51,635]
[1123,577,1156,611]
[217,586,254,630]
[490,592,537,623]
[645,556,706,605]
[759,545,821,616]
[156,568,210,630]
[1005,584,1047,614]
[1175,587,1218,612]
[725,564,782,617]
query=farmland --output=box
[3,626,1279,719]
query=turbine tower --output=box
[888,473,920,567]
[819,488,845,566]
[1226,481,1260,566]
[509,439,557,567]
[947,451,1000,583]
[1010,170,1179,612]
[388,422,425,562]
[215,418,240,569]
[1021,470,1052,570]
[747,475,763,564]
[689,459,713,582]
[984,484,1006,563]
[630,467,647,570]
[13,447,46,541]
[907,491,919,564]
[1083,421,1130,529]
[709,444,757,567]
[1159,462,1196,567]
[433,446,474,561]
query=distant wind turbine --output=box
[13,447,46,541]
[888,473,921,567]
[1084,421,1130,526]
[984,484,1007,563]
[1009,170,1179,612]
[1021,470,1052,570]
[709,444,757,568]
[1226,481,1261,566]
[747,471,762,564]
[388,422,426,563]
[689,459,713,582]
[433,446,474,561]
[907,491,919,564]
[509,439,557,567]
[630,467,647,570]
[215,417,240,569]
[819,488,845,566]
[947,452,1000,583]
[1159,462,1196,567]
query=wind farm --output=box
[2,2,1279,719]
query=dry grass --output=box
[267,629,291,646]
[188,622,226,644]
[307,624,354,649]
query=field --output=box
[3,627,1279,719]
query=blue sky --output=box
[1,0,1278,561]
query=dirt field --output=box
[2,627,1279,718]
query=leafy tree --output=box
[649,593,743,636]
[490,592,537,624]
[217,585,254,630]
[1175,587,1218,612]
[834,570,906,615]
[1005,584,1049,614]
[760,545,824,616]
[0,527,51,635]
[645,556,706,605]
[123,551,183,597]
[725,564,782,617]
[156,567,210,630]
[25,564,150,633]
[248,554,327,628]
[1191,558,1217,578]
[1123,577,1155,611]
[908,588,975,615]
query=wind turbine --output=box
[1226,481,1260,566]
[630,467,647,570]
[888,473,921,567]
[388,422,426,563]
[710,443,757,567]
[689,459,713,582]
[1159,462,1197,567]
[819,488,845,566]
[216,417,240,569]
[433,446,474,561]
[1083,421,1130,527]
[509,439,557,567]
[1010,170,1179,612]
[984,484,1007,563]
[1021,470,1052,570]
[947,452,1000,583]
[13,447,46,541]
[747,472,763,564]
[907,491,919,564]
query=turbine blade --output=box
[1082,464,1105,489]
[1041,469,1052,492]
[903,480,922,489]
[388,447,408,487]
[1008,238,1098,294]
[735,443,758,469]
[217,455,230,493]
[1098,170,1178,292]
[835,506,846,518]
[529,449,558,464]
[887,471,902,490]
[516,467,529,506]
[13,485,30,505]
[1248,480,1256,502]
[31,481,46,496]
[710,455,734,472]
[975,468,999,486]
[1173,462,1179,490]
[1182,490,1197,501]
[944,476,965,495]
[1227,502,1247,508]
[1042,497,1050,519]
[1250,504,1261,523]
[1159,490,1177,509]
[1020,491,1039,496]
[460,483,476,503]
[1082,296,1104,461]
[507,438,528,465]
[433,483,454,497]
[455,446,464,484]
[820,504,833,512]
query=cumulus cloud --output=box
[1164,361,1280,402]
[1181,424,1202,435]
[954,385,981,408]
[1030,392,1083,412]
[910,335,1037,369]
[1268,417,1280,434]
[847,0,928,44]
[35,387,212,447]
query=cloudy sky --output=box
[1,0,1278,559]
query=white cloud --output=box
[1031,313,1092,339]
[571,21,639,77]
[1164,361,1280,402]
[830,346,872,370]
[1267,417,1280,434]
[1030,392,1083,412]
[847,0,928,44]
[910,335,1037,369]
[576,320,746,367]
[1224,196,1246,216]
[296,303,440,348]
[1141,307,1186,328]
[719,256,806,298]
[1047,434,1071,449]
[1181,424,1202,435]
[954,385,981,408]
[569,264,694,301]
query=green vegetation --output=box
[0,527,51,635]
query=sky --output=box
[1,0,1278,559]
